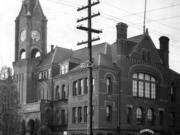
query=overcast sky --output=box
[0,0,180,73]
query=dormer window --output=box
[38,70,49,80]
[60,63,69,75]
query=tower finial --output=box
[143,0,147,34]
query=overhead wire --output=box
[113,2,180,18]
[102,1,180,32]
[46,0,180,49]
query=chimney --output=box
[116,22,128,40]
[51,45,54,52]
[159,36,169,67]
[116,22,128,55]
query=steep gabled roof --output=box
[16,0,47,20]
[128,34,144,44]
[38,46,73,67]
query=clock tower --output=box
[13,0,47,104]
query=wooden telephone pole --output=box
[77,1,102,135]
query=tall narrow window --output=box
[84,78,88,94]
[62,84,66,99]
[132,73,138,96]
[106,77,112,94]
[138,73,144,97]
[65,64,68,73]
[61,65,65,74]
[72,107,77,123]
[92,78,95,93]
[65,110,68,124]
[127,107,132,124]
[78,107,82,123]
[61,109,65,125]
[147,108,154,125]
[73,81,77,96]
[106,105,112,121]
[145,74,150,98]
[84,106,88,123]
[55,110,59,124]
[81,79,84,95]
[55,86,60,99]
[78,79,82,95]
[136,107,143,124]
[151,77,156,99]
[159,110,164,126]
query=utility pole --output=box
[77,1,102,135]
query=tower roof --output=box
[16,0,46,20]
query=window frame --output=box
[62,84,66,99]
[132,73,157,99]
[106,77,112,95]
[147,108,154,125]
[127,107,132,124]
[106,105,112,121]
[136,107,143,124]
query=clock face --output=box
[20,30,26,42]
[31,30,40,41]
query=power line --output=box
[100,13,180,49]
[125,3,180,18]
[45,0,180,48]
[102,1,180,32]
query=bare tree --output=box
[0,66,12,80]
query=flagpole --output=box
[143,0,147,34]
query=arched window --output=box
[147,108,154,124]
[27,119,35,133]
[31,48,41,58]
[20,49,26,59]
[136,107,143,124]
[106,77,112,94]
[132,73,157,99]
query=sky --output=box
[0,0,180,73]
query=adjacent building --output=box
[12,0,180,135]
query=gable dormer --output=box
[129,31,163,64]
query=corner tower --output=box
[13,0,47,104]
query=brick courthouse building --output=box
[12,0,180,135]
